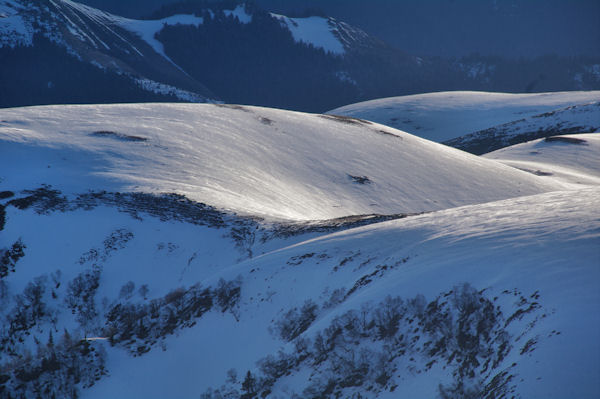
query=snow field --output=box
[0,103,565,221]
[328,91,600,142]
[1,99,599,398]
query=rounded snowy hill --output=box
[0,103,564,220]
[484,133,600,186]
[328,90,600,142]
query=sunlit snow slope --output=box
[0,103,564,220]
[484,133,600,186]
[328,91,600,142]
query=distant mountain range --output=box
[77,0,600,58]
[1,0,600,111]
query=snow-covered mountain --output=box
[484,133,600,187]
[328,91,600,142]
[3,0,599,112]
[0,0,417,111]
[143,1,426,112]
[445,101,600,154]
[0,103,565,220]
[0,0,218,104]
[328,91,600,152]
[269,11,376,56]
[1,101,598,398]
[73,0,600,59]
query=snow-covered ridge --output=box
[328,91,600,142]
[53,0,252,56]
[0,0,249,99]
[117,14,204,59]
[484,133,600,186]
[443,101,600,154]
[0,0,217,102]
[54,0,203,66]
[271,13,345,55]
[0,103,565,221]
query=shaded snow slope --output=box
[73,188,600,399]
[269,12,372,57]
[116,14,204,61]
[59,0,246,65]
[484,133,600,186]
[0,0,33,47]
[0,0,215,101]
[444,101,600,154]
[271,14,345,55]
[223,4,252,24]
[328,91,600,142]
[0,103,564,221]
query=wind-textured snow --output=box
[271,13,345,55]
[484,133,600,186]
[328,91,600,142]
[0,103,565,221]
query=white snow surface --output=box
[71,187,599,398]
[116,14,204,59]
[1,102,599,398]
[223,4,252,24]
[484,133,600,186]
[328,91,600,142]
[271,13,345,55]
[440,101,600,155]
[0,103,566,221]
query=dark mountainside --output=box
[79,0,600,58]
[0,36,189,108]
[1,0,599,112]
